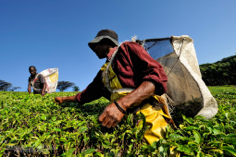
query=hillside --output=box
[200,55,236,86]
[0,88,236,156]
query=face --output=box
[94,43,111,59]
[29,68,37,76]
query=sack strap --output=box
[31,74,41,91]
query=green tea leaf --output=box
[197,151,205,157]
[41,115,47,120]
[65,148,75,157]
[52,116,57,121]
[208,149,223,154]
[222,146,236,156]
[81,148,96,156]
[168,134,187,141]
[184,126,199,131]
[176,145,194,156]
[193,130,201,144]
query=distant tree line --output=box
[0,80,21,91]
[200,55,236,86]
[0,79,80,92]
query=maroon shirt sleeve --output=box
[119,42,168,95]
[75,70,111,104]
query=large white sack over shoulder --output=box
[39,68,58,93]
[157,35,218,119]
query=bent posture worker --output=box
[28,66,46,96]
[55,29,173,144]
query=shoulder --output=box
[120,41,143,48]
[38,74,45,79]
[119,41,147,56]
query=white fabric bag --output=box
[39,68,59,93]
[142,36,218,119]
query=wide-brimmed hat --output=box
[88,29,118,52]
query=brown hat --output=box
[88,29,119,51]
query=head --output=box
[29,66,37,76]
[88,29,118,59]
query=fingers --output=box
[98,111,106,122]
[99,103,124,128]
[101,115,116,128]
[54,97,63,104]
[112,120,120,128]
[104,117,116,128]
[107,119,117,128]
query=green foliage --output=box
[73,86,80,92]
[200,55,236,86]
[57,81,75,92]
[0,86,236,156]
[155,86,236,156]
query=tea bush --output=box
[0,86,235,156]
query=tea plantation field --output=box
[0,86,236,157]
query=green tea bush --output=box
[0,86,235,156]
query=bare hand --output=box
[54,97,64,104]
[41,92,45,96]
[98,102,125,128]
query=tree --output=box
[57,81,75,92]
[10,87,21,91]
[0,80,22,91]
[200,54,236,86]
[0,80,12,91]
[73,85,80,92]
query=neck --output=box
[104,47,114,56]
[108,47,114,53]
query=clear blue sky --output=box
[1,0,236,92]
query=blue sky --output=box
[0,0,236,92]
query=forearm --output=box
[98,81,156,128]
[28,86,31,94]
[62,96,78,102]
[42,83,46,93]
[117,81,155,111]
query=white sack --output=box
[40,68,59,93]
[143,35,218,119]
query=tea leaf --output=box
[222,146,236,156]
[192,130,201,144]
[208,149,223,154]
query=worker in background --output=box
[28,66,46,96]
[54,29,175,147]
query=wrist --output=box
[114,101,127,114]
[62,97,65,103]
[116,98,131,111]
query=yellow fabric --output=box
[101,62,122,91]
[100,61,180,156]
[136,103,168,144]
[170,146,181,157]
[110,91,130,103]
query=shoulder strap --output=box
[31,73,40,91]
[103,43,123,92]
[103,41,136,93]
